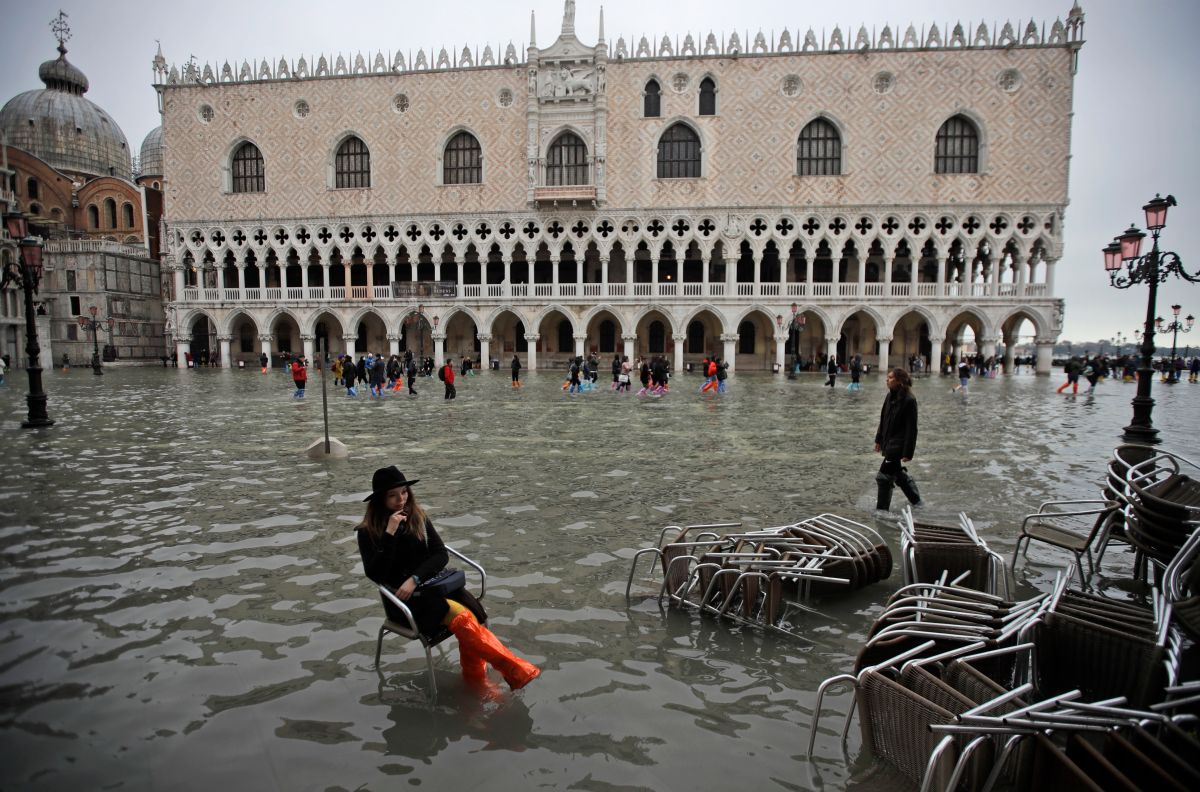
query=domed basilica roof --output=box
[0,43,133,181]
[139,126,163,179]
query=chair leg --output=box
[423,645,437,699]
[375,624,386,668]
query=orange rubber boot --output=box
[448,611,540,690]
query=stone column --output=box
[387,334,401,357]
[1002,333,1016,374]
[302,334,315,363]
[433,334,446,366]
[173,266,185,301]
[343,335,357,360]
[600,256,609,297]
[1035,339,1055,376]
[525,334,540,370]
[673,334,684,373]
[1044,257,1057,294]
[478,334,492,368]
[979,336,998,364]
[773,334,786,371]
[503,253,512,289]
[551,255,559,290]
[573,334,587,359]
[623,333,636,363]
[721,333,737,373]
[877,335,892,372]
[935,338,948,374]
[750,247,760,292]
[218,335,233,368]
[259,334,273,367]
[826,335,839,363]
[300,260,309,290]
[175,336,191,368]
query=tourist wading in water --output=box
[873,367,922,511]
[356,467,540,690]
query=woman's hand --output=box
[396,577,417,600]
[873,443,881,453]
[385,511,407,535]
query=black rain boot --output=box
[875,473,895,511]
[896,468,922,506]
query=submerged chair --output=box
[373,546,487,698]
[1011,500,1119,585]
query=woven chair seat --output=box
[858,669,958,787]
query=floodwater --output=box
[1,364,1198,791]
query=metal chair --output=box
[373,546,486,698]
[1011,500,1119,585]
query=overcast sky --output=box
[3,0,1197,347]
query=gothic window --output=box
[546,132,589,186]
[738,321,756,354]
[231,141,265,193]
[935,115,979,174]
[644,79,661,118]
[657,123,701,179]
[334,136,371,189]
[443,131,482,185]
[698,77,717,115]
[797,118,842,176]
[87,204,99,228]
[121,202,134,228]
[104,198,117,228]
[26,177,39,200]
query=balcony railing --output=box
[175,280,1055,304]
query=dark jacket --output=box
[357,518,484,635]
[875,388,918,461]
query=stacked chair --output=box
[625,516,892,637]
[902,509,1008,597]
[1124,449,1200,573]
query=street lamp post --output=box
[1155,304,1194,384]
[1,210,54,428]
[78,306,114,376]
[1103,194,1199,445]
[786,301,806,376]
[1113,331,1126,357]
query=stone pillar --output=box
[599,256,609,297]
[979,336,998,364]
[237,263,246,293]
[877,335,892,372]
[302,334,315,363]
[1035,339,1055,376]
[750,247,760,290]
[935,338,948,374]
[673,335,684,373]
[525,334,539,370]
[300,261,309,290]
[478,334,492,368]
[259,334,273,367]
[218,335,233,368]
[433,334,446,366]
[173,266,185,300]
[622,333,636,363]
[721,333,737,373]
[574,334,587,359]
[1044,257,1057,295]
[773,334,786,371]
[551,255,559,289]
[175,336,191,368]
[826,336,839,363]
[1002,333,1016,374]
[387,334,401,357]
[343,335,357,360]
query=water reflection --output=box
[1,368,1197,790]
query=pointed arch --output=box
[440,127,483,185]
[226,138,265,193]
[657,120,703,179]
[330,132,371,189]
[835,304,886,336]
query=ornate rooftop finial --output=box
[598,5,604,43]
[562,0,576,36]
[530,10,536,47]
[50,9,71,55]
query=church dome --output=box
[139,125,163,179]
[0,43,132,181]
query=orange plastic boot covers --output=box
[448,611,540,690]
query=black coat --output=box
[357,518,484,635]
[875,389,918,461]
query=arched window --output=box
[935,115,979,174]
[797,118,842,176]
[657,124,701,179]
[443,131,482,185]
[557,319,573,353]
[334,136,371,188]
[698,77,716,115]
[546,132,588,186]
[648,321,665,354]
[87,204,99,228]
[26,177,39,200]
[231,141,265,193]
[644,79,661,118]
[738,321,757,354]
[121,202,134,228]
[686,320,705,352]
[104,198,117,228]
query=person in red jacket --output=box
[291,358,307,398]
[440,358,457,400]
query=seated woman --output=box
[356,466,540,690]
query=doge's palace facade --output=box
[156,2,1083,373]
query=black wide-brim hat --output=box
[364,465,420,501]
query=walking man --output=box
[440,358,457,400]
